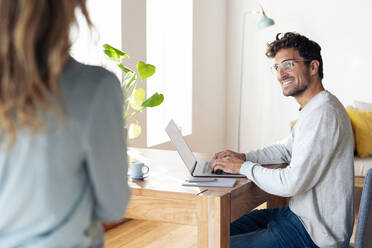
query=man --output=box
[211,32,354,248]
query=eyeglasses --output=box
[270,59,311,74]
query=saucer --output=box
[128,173,148,180]
[131,176,145,180]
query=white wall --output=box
[70,0,121,75]
[123,0,227,153]
[122,0,147,148]
[188,0,227,153]
[226,0,372,152]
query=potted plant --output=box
[103,44,164,139]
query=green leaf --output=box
[129,88,145,111]
[142,93,164,107]
[103,44,129,59]
[124,71,137,89]
[118,63,132,73]
[137,61,156,80]
[106,57,120,63]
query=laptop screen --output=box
[165,119,197,173]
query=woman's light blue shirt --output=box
[0,58,131,247]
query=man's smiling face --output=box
[274,48,312,97]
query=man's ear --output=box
[310,60,320,77]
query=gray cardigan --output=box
[241,91,355,248]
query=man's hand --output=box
[210,149,246,174]
[211,149,246,162]
[210,156,245,174]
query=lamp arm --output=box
[237,12,248,152]
[258,4,266,16]
[248,10,260,15]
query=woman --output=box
[0,0,130,247]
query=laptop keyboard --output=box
[201,161,233,175]
[202,161,211,173]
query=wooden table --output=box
[125,148,281,248]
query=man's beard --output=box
[281,76,308,97]
[283,84,308,97]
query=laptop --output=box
[165,119,246,178]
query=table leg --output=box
[197,194,230,248]
[266,195,289,209]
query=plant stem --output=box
[124,101,131,118]
[124,78,141,119]
[126,109,143,120]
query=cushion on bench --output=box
[355,156,372,177]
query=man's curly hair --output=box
[266,32,323,80]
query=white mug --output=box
[130,161,149,179]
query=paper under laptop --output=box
[165,119,246,178]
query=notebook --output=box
[182,177,237,187]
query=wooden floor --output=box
[105,200,360,248]
[104,219,197,248]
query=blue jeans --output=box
[230,206,319,248]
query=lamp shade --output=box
[257,15,275,30]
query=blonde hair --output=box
[0,0,91,148]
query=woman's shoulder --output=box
[63,57,119,87]
[59,58,121,117]
[61,57,121,100]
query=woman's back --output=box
[0,58,130,247]
[0,1,130,246]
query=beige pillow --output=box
[354,100,372,111]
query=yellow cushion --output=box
[346,108,372,158]
[290,120,297,131]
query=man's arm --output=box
[210,135,293,173]
[244,137,293,165]
[212,107,343,197]
[240,107,341,197]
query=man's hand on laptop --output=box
[211,149,245,162]
[210,149,245,174]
